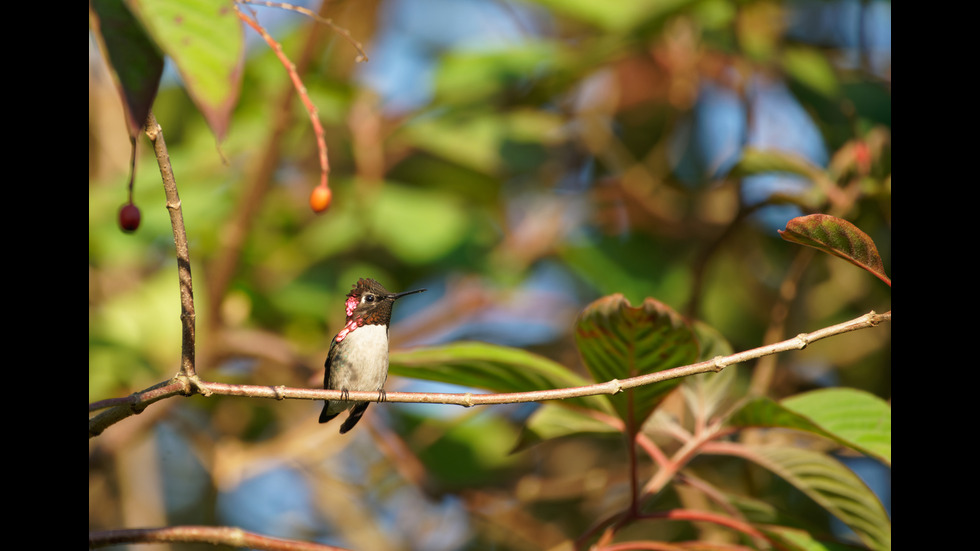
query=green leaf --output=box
[729,389,891,466]
[521,0,653,31]
[782,389,891,466]
[513,404,620,451]
[682,321,738,421]
[524,0,695,32]
[779,214,890,286]
[366,183,472,264]
[398,109,563,174]
[756,525,859,551]
[90,0,165,136]
[127,0,244,140]
[389,342,613,414]
[574,295,699,432]
[433,42,566,105]
[781,46,841,98]
[730,148,823,180]
[735,445,891,551]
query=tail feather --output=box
[339,403,369,433]
[319,402,340,424]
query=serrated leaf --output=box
[729,390,891,466]
[574,295,699,433]
[127,0,244,140]
[389,342,613,413]
[734,445,891,551]
[779,214,890,286]
[90,0,165,136]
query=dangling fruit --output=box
[310,185,332,213]
[119,202,141,233]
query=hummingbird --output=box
[319,278,426,433]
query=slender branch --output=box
[89,114,202,439]
[89,525,348,550]
[236,0,369,62]
[205,1,332,328]
[145,112,198,381]
[90,310,890,438]
[750,247,815,396]
[637,508,769,543]
[236,5,330,189]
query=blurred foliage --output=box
[90,0,890,549]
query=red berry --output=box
[310,185,332,213]
[854,141,871,175]
[119,203,141,233]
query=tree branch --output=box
[89,525,349,550]
[144,112,198,382]
[90,310,890,438]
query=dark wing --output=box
[318,339,340,424]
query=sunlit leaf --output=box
[90,0,165,136]
[128,0,244,140]
[574,294,699,433]
[525,0,696,32]
[433,42,567,105]
[782,46,841,98]
[731,444,891,551]
[389,342,613,413]
[399,109,563,174]
[514,404,620,451]
[779,214,890,286]
[730,148,822,180]
[782,388,891,466]
[756,524,858,551]
[729,389,891,466]
[366,183,472,264]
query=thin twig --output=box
[236,0,369,62]
[145,112,198,382]
[236,4,330,189]
[205,1,332,328]
[89,310,890,438]
[89,525,348,550]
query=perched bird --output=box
[319,278,426,433]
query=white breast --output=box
[330,324,390,392]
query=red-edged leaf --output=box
[574,295,699,434]
[779,214,890,286]
[90,0,165,137]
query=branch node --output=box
[462,392,474,407]
[128,393,146,415]
[795,333,809,349]
[182,375,212,397]
[273,385,287,400]
[144,122,160,140]
[712,356,727,372]
[609,379,623,394]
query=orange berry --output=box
[119,203,141,233]
[310,185,332,213]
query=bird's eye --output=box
[363,294,375,303]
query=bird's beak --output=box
[390,288,426,300]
